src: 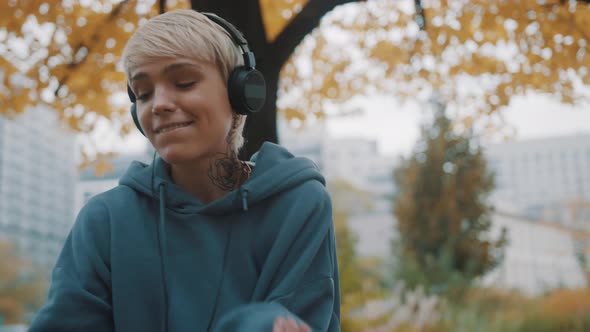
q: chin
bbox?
[156,144,207,165]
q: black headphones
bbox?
[127,12,266,136]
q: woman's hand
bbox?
[272,317,311,332]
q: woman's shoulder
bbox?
[87,183,140,203]
[77,184,145,221]
[273,179,333,216]
[293,179,331,201]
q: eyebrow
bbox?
[131,62,202,82]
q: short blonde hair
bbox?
[122,9,247,156]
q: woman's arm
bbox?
[273,317,311,332]
[213,187,340,332]
[29,198,114,331]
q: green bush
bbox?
[429,287,590,332]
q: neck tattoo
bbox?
[208,153,252,192]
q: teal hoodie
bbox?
[29,142,340,331]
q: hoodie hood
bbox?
[119,142,325,215]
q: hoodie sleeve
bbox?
[29,198,113,331]
[213,186,340,332]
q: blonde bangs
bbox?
[122,9,248,155]
[122,9,243,83]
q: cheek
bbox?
[137,109,153,137]
[214,87,234,132]
[203,115,231,144]
[221,112,235,138]
[205,101,234,136]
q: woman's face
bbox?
[130,57,234,165]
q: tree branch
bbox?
[542,1,590,48]
[567,3,590,42]
[190,0,267,58]
[415,0,426,30]
[54,0,130,96]
[270,0,366,67]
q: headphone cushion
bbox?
[130,103,146,137]
[228,67,266,115]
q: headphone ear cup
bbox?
[227,66,266,115]
[130,103,146,137]
[127,85,136,103]
[128,86,145,136]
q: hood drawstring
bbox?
[240,188,249,211]
[157,183,169,332]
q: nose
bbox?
[151,87,176,114]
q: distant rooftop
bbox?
[489,131,590,147]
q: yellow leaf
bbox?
[260,0,309,42]
[94,159,114,178]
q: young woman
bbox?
[30,9,340,332]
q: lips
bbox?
[154,121,194,134]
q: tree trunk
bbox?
[190,0,363,159]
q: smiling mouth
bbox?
[155,121,194,134]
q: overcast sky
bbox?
[113,91,590,159]
[324,93,590,157]
[90,0,590,158]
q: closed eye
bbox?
[176,82,195,89]
[135,81,195,101]
[137,92,152,101]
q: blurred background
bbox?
[1,0,590,331]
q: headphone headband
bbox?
[126,13,256,104]
[202,12,257,69]
[127,11,266,136]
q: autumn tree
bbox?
[392,97,506,295]
[190,0,365,158]
[0,0,191,164]
[4,1,588,162]
[332,209,366,331]
[327,179,388,331]
[280,0,590,139]
[0,241,47,325]
[0,0,363,162]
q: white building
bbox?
[347,211,398,258]
[75,149,152,215]
[279,119,399,258]
[320,136,399,257]
[323,137,379,186]
[485,133,590,228]
[277,119,326,170]
[0,106,77,268]
[483,212,587,296]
